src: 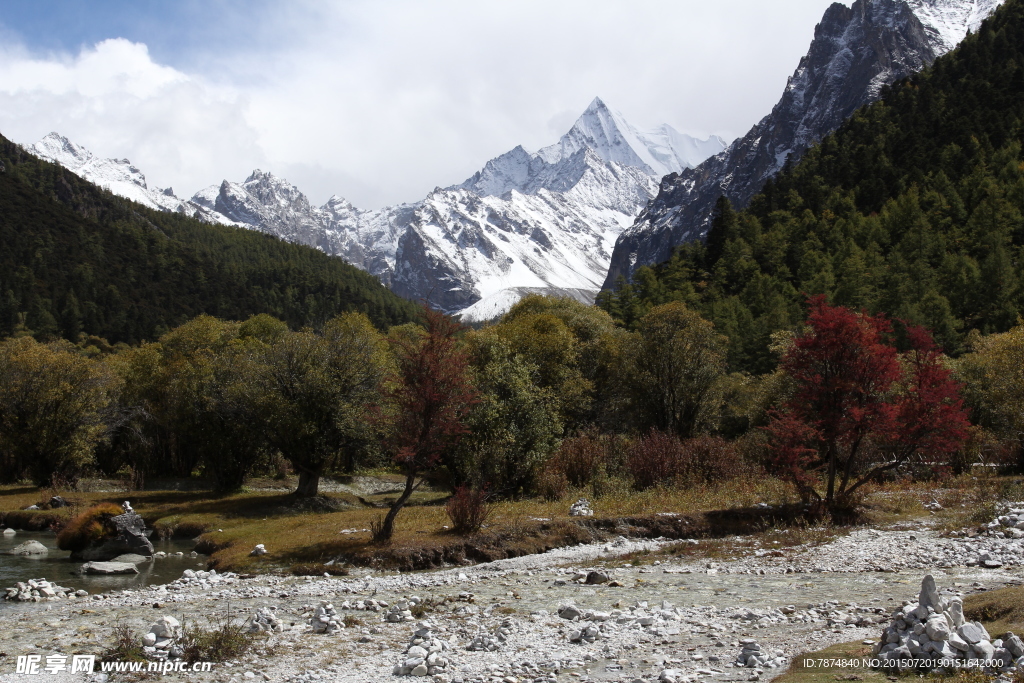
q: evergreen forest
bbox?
[599,0,1024,374]
[0,136,419,345]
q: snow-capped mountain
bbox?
[604,0,1004,289]
[27,133,233,225]
[188,98,723,318]
[460,99,725,199]
[29,98,722,320]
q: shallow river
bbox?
[0,531,201,596]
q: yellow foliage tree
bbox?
[958,323,1024,440]
[0,337,115,485]
[618,302,728,438]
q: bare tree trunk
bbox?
[295,469,321,497]
[825,443,837,507]
[374,472,417,543]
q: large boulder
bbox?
[8,540,48,555]
[73,511,154,561]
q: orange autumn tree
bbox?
[373,308,479,543]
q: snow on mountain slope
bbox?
[387,150,657,314]
[907,0,1003,52]
[27,133,234,225]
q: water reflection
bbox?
[0,531,201,595]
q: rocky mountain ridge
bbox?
[27,133,233,226]
[29,98,724,319]
[603,0,1004,289]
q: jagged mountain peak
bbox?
[461,98,726,200]
[604,0,1003,290]
[538,97,727,179]
[458,145,535,197]
[323,194,356,211]
[538,97,668,176]
[30,132,94,168]
[26,132,239,226]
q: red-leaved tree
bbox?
[373,308,478,542]
[766,296,969,510]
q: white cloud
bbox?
[0,38,266,197]
[0,1,843,208]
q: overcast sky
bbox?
[0,0,846,209]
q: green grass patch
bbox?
[963,584,1024,638]
[775,641,881,683]
[4,474,1021,573]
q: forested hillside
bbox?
[0,135,419,344]
[599,0,1024,373]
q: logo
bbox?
[16,654,95,675]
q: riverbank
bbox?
[1,476,807,573]
[3,503,1024,683]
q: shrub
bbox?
[534,467,568,501]
[627,431,744,490]
[100,623,146,664]
[535,430,627,497]
[627,430,682,490]
[445,486,491,534]
[548,433,605,487]
[56,502,125,552]
[178,619,258,663]
[589,467,632,499]
[676,434,746,485]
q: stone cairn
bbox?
[141,615,182,660]
[4,579,87,602]
[393,621,452,677]
[309,601,344,634]
[338,597,386,613]
[385,598,417,623]
[874,574,1024,670]
[569,498,594,517]
[248,606,285,633]
[467,618,513,652]
[736,639,786,669]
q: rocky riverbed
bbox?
[2,515,1023,683]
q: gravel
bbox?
[2,514,1023,683]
